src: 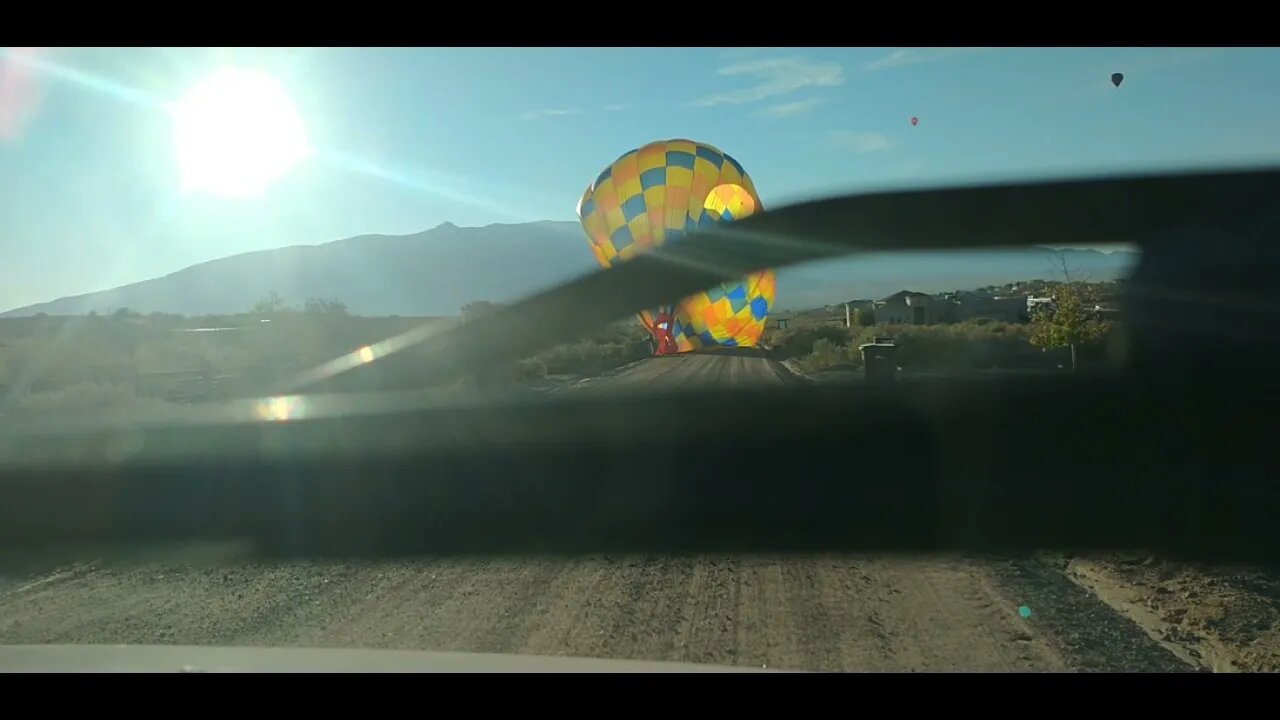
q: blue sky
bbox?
[2,46,1279,311]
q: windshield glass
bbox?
[1,47,1276,673]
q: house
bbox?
[958,295,1028,323]
[778,301,872,328]
[1027,296,1055,315]
[1093,302,1122,320]
[874,290,941,325]
[1025,296,1122,322]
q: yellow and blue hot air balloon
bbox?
[576,139,776,352]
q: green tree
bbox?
[460,301,502,322]
[852,307,875,327]
[253,291,286,315]
[303,298,348,316]
[1029,282,1111,372]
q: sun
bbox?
[169,68,312,198]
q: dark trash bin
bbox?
[859,340,898,383]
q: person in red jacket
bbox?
[652,311,678,356]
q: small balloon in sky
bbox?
[1111,72,1124,88]
[910,116,919,127]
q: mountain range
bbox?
[1,221,1139,317]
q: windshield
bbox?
[1,47,1277,673]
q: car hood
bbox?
[0,644,779,672]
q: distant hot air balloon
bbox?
[1111,72,1124,88]
[910,116,918,127]
[576,139,776,354]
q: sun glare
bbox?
[170,68,311,199]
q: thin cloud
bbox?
[694,56,843,107]
[758,97,825,119]
[830,130,896,154]
[866,47,991,72]
[522,108,579,120]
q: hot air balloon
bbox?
[910,116,919,127]
[1111,72,1124,87]
[576,139,776,355]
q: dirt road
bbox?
[576,351,801,391]
[0,353,1196,671]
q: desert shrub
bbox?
[534,339,649,377]
[786,321,1054,375]
[770,325,852,359]
[793,338,859,373]
[847,322,1038,370]
[514,357,548,381]
[13,380,136,411]
[11,380,180,419]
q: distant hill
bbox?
[2,221,1139,317]
[3,221,598,318]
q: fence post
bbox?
[200,360,212,400]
